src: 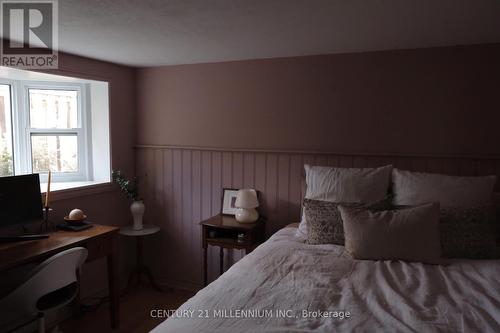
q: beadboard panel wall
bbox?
[135,146,500,289]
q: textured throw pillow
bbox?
[297,164,393,237]
[339,203,442,264]
[304,198,391,245]
[440,205,498,259]
[392,169,496,208]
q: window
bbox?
[0,67,111,190]
[0,80,89,182]
[0,84,14,177]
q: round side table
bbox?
[119,224,162,293]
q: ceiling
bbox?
[10,0,500,67]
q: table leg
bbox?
[123,235,163,292]
[136,237,142,285]
[219,247,224,276]
[203,246,208,286]
[144,265,163,291]
[124,269,136,293]
[107,235,119,329]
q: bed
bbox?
[152,224,500,333]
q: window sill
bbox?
[40,180,116,202]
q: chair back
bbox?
[0,247,88,321]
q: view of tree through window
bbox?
[29,89,79,173]
[31,135,78,173]
[29,89,78,128]
[0,84,13,176]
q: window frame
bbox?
[0,81,15,177]
[0,78,93,183]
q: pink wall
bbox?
[137,43,500,156]
[135,44,500,289]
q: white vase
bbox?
[130,200,145,230]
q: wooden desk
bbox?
[0,224,120,328]
[200,214,265,286]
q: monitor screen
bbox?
[0,174,44,227]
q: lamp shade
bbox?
[235,189,259,209]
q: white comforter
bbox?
[152,227,500,333]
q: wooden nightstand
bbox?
[200,214,265,286]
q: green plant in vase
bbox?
[112,170,144,230]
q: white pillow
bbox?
[392,169,496,208]
[296,164,393,237]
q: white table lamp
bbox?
[235,189,259,223]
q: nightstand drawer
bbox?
[86,235,112,261]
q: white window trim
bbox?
[0,79,93,183]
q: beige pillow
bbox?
[392,169,496,208]
[339,203,442,264]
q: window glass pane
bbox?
[29,89,78,129]
[0,84,13,176]
[31,135,78,173]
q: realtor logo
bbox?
[1,0,58,69]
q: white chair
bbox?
[0,247,88,333]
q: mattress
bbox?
[152,226,500,333]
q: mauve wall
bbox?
[137,43,500,156]
[41,52,136,297]
[135,44,500,289]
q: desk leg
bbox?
[219,247,224,276]
[107,234,119,329]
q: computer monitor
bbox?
[0,174,44,228]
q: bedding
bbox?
[152,226,500,333]
[304,164,392,203]
[391,169,498,259]
[392,169,496,208]
[297,164,392,237]
[440,205,498,259]
[303,197,391,245]
[339,203,441,264]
